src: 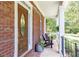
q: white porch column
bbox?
[59,5,65,56]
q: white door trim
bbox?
[14,1,18,57]
[14,1,33,57]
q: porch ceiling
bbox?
[36,1,60,18]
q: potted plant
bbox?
[35,39,45,52]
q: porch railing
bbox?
[65,37,79,57]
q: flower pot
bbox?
[35,44,44,52]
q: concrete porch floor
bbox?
[40,39,60,57]
[25,39,60,57]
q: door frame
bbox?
[14,1,33,57]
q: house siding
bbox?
[0,2,14,57]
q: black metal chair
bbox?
[42,33,53,48]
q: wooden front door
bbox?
[18,4,28,56]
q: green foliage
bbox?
[51,33,56,40]
[46,17,56,33]
[39,39,45,48]
[65,1,79,21]
[56,26,59,32]
[65,1,79,34]
[48,33,56,40]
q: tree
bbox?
[65,1,79,34]
[46,17,56,33]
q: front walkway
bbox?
[40,39,60,57]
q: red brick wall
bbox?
[42,15,44,33]
[0,2,14,57]
[33,8,40,49]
